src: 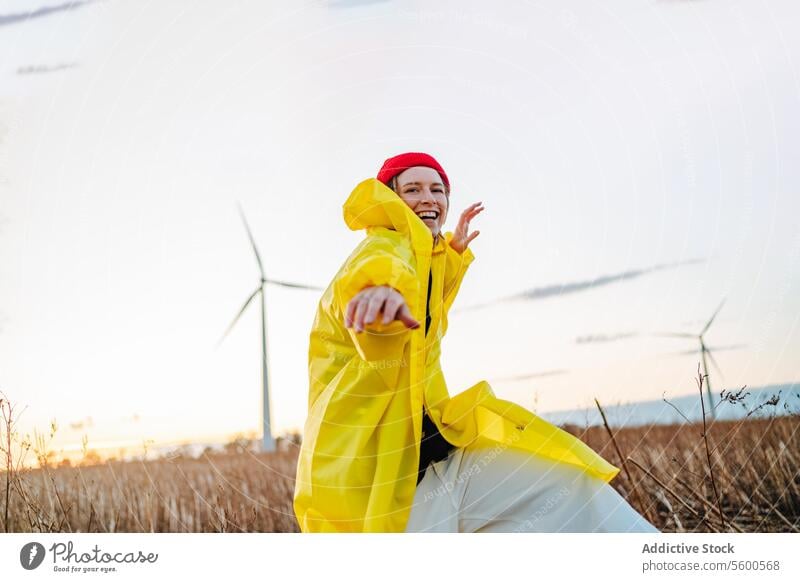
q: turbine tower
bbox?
[655,299,726,418]
[219,205,323,453]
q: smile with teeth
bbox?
[417,210,439,220]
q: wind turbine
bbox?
[654,299,727,418]
[219,205,324,453]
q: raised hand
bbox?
[345,285,420,333]
[449,201,484,254]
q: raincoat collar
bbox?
[343,178,447,257]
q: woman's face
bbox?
[393,166,449,239]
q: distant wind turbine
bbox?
[218,204,324,453]
[653,299,727,419]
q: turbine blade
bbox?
[706,348,724,380]
[651,332,696,339]
[238,203,265,279]
[266,278,325,291]
[666,348,702,357]
[217,286,262,347]
[708,343,747,352]
[701,298,726,335]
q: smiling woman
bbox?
[293,152,658,533]
[389,167,450,241]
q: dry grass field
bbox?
[571,415,800,532]
[2,389,798,533]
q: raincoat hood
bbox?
[293,178,620,533]
[342,177,440,254]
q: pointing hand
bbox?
[345,285,420,333]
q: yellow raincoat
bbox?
[293,177,620,533]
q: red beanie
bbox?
[376,152,450,189]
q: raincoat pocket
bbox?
[345,319,412,364]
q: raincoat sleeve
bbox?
[440,231,475,335]
[332,236,420,362]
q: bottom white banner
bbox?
[2,533,797,581]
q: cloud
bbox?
[576,332,639,344]
[490,369,568,383]
[0,1,94,27]
[17,63,78,75]
[456,257,705,311]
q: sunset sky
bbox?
[1,0,798,458]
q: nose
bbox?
[419,186,437,205]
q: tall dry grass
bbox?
[0,392,300,533]
[573,415,800,532]
[2,376,798,532]
[15,450,300,532]
[575,368,800,532]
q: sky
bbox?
[1,0,799,458]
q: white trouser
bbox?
[405,443,659,533]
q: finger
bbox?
[363,289,387,327]
[456,211,474,228]
[353,294,370,333]
[461,202,483,214]
[381,293,403,325]
[467,230,480,243]
[397,303,420,329]
[460,205,484,223]
[345,295,359,328]
[465,205,485,220]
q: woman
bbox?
[293,152,658,533]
